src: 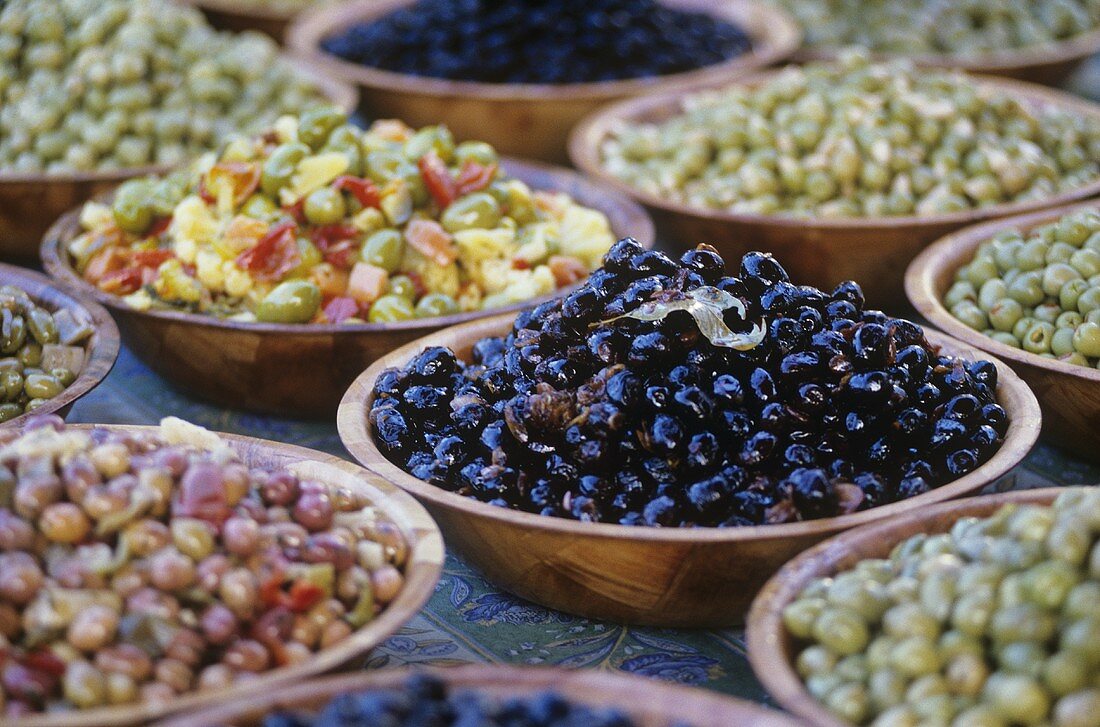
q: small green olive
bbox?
[255,280,321,324]
[440,192,501,233]
[367,294,415,323]
[414,293,459,319]
[261,143,310,198]
[361,229,404,274]
[24,373,63,399]
[297,106,346,150]
[303,186,346,225]
[387,275,417,301]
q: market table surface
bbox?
[62,52,1100,709]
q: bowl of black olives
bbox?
[286,0,801,163]
[339,240,1041,627]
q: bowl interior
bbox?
[907,200,1100,384]
[11,424,443,727]
[159,664,801,727]
[339,311,1041,545]
[287,0,801,101]
[0,263,119,428]
[40,157,654,336]
[746,487,1066,727]
[569,71,1100,232]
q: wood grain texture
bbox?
[336,313,1041,627]
[746,487,1068,727]
[791,25,1100,85]
[13,423,444,727]
[40,158,653,418]
[285,0,801,164]
[906,201,1100,461]
[0,60,356,262]
[568,72,1100,308]
[0,263,119,427]
[157,664,805,727]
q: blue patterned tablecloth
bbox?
[62,54,1100,706]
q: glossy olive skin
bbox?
[255,281,322,323]
[112,179,155,234]
[440,193,501,233]
[261,143,309,198]
[368,294,415,323]
[415,293,459,318]
[361,229,404,273]
[297,107,346,150]
[303,187,347,225]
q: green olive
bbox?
[388,275,417,301]
[24,373,63,399]
[403,125,455,163]
[297,106,346,150]
[323,125,364,177]
[0,370,22,401]
[440,192,501,233]
[25,307,57,345]
[0,403,22,422]
[17,341,40,367]
[260,142,309,198]
[361,229,404,274]
[111,178,155,234]
[414,293,459,319]
[51,368,75,387]
[241,194,278,219]
[365,149,406,184]
[303,187,346,225]
[255,280,321,324]
[367,294,415,323]
[1072,322,1100,358]
[454,140,499,167]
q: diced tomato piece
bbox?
[455,161,497,196]
[83,247,128,284]
[512,258,531,270]
[286,581,325,613]
[346,262,389,305]
[204,161,261,208]
[323,296,360,324]
[310,263,350,298]
[418,152,457,209]
[283,198,307,225]
[132,249,174,269]
[332,176,381,209]
[548,255,588,287]
[235,221,301,282]
[98,267,144,295]
[310,224,360,250]
[404,219,458,267]
[322,239,358,269]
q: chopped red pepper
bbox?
[235,221,301,282]
[286,580,325,612]
[283,198,307,225]
[322,240,358,269]
[418,152,457,209]
[332,175,381,209]
[98,267,144,295]
[132,249,174,269]
[455,161,497,196]
[323,296,360,324]
[204,161,262,208]
[310,224,360,250]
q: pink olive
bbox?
[200,603,238,645]
[292,490,334,532]
[0,509,34,550]
[222,516,260,556]
[259,471,300,507]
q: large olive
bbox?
[361,229,404,273]
[303,187,346,225]
[260,143,309,198]
[255,281,321,324]
[111,178,155,234]
[441,192,501,232]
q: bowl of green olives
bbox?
[0,263,118,427]
[570,59,1100,307]
[747,487,1096,727]
[907,201,1100,461]
[40,159,653,419]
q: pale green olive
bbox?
[255,280,321,323]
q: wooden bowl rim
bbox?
[745,486,1071,727]
[568,69,1100,231]
[13,423,445,727]
[0,57,356,187]
[285,0,802,102]
[906,199,1100,384]
[337,311,1041,544]
[39,156,655,336]
[181,0,301,23]
[0,263,119,429]
[157,663,803,727]
[791,23,1100,75]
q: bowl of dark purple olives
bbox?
[339,239,1041,627]
[286,0,801,163]
[160,665,800,727]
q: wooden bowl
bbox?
[337,314,1041,627]
[791,25,1100,86]
[40,159,654,418]
[746,487,1067,727]
[0,62,356,263]
[13,423,444,727]
[180,0,308,42]
[568,73,1100,308]
[285,0,801,164]
[0,263,118,427]
[157,664,802,727]
[906,201,1100,461]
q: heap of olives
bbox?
[0,0,326,173]
[769,0,1100,57]
[947,208,1100,368]
[599,53,1100,219]
[783,488,1100,726]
